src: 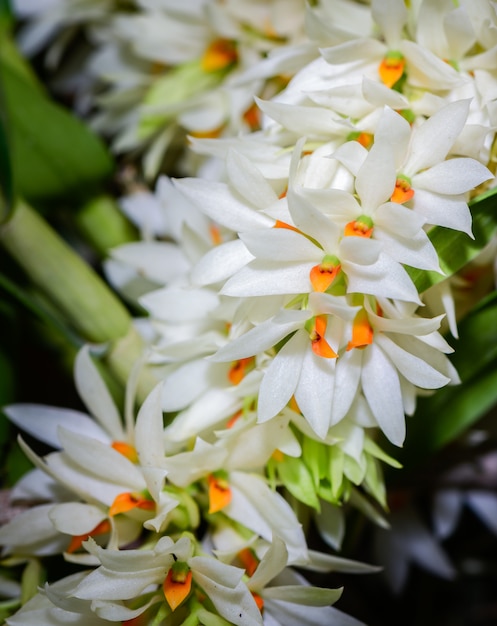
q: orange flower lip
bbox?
[310,255,341,292]
[309,315,338,359]
[344,216,374,239]
[111,441,138,463]
[228,356,255,385]
[66,519,111,554]
[108,492,155,517]
[208,472,232,513]
[379,51,405,88]
[347,309,373,351]
[391,176,414,204]
[201,39,238,72]
[163,565,192,611]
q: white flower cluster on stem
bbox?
[3,1,497,625]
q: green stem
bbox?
[75,194,138,257]
[0,201,130,342]
[0,201,157,401]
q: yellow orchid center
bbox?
[201,39,238,72]
[208,471,232,513]
[391,175,414,204]
[379,51,405,88]
[228,356,255,385]
[163,562,192,611]
[271,448,284,462]
[307,315,338,359]
[310,255,341,292]
[347,309,374,351]
[108,492,155,517]
[111,441,138,463]
[66,519,111,554]
[344,215,374,238]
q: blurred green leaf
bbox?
[409,186,497,293]
[398,290,497,466]
[0,61,114,202]
[276,456,320,510]
[0,0,12,33]
[0,103,13,221]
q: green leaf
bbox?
[0,67,13,221]
[277,456,320,510]
[408,186,497,292]
[397,290,497,466]
[0,0,12,33]
[0,61,114,202]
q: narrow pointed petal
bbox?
[258,331,307,423]
[174,178,272,232]
[413,158,492,195]
[75,346,125,441]
[406,99,470,173]
[226,149,279,208]
[295,348,335,439]
[361,345,405,445]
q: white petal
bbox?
[139,285,219,322]
[411,189,473,234]
[191,558,262,626]
[376,334,450,389]
[134,383,166,471]
[255,97,350,138]
[373,106,411,169]
[191,239,254,286]
[401,39,462,90]
[164,388,240,442]
[330,350,362,425]
[174,178,272,232]
[371,0,407,47]
[48,502,107,536]
[57,428,145,491]
[413,158,492,194]
[240,228,320,262]
[320,38,385,65]
[226,149,278,208]
[294,348,335,439]
[228,472,308,563]
[111,242,189,284]
[248,536,288,592]
[258,331,307,423]
[362,79,409,113]
[361,345,405,445]
[374,202,426,237]
[3,404,109,448]
[161,359,217,412]
[221,261,315,297]
[212,312,307,362]
[343,252,421,304]
[406,99,470,173]
[355,141,397,210]
[75,346,124,441]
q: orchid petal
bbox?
[74,346,124,441]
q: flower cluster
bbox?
[0,347,373,625]
[2,1,497,625]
